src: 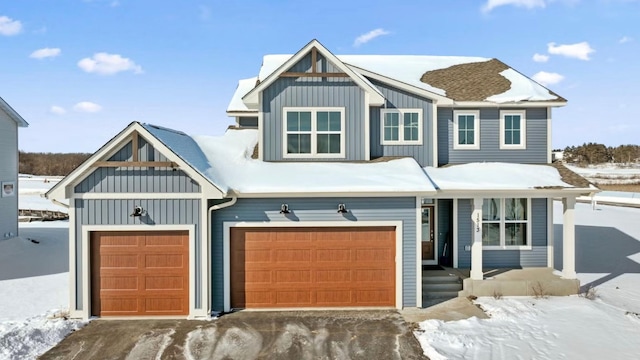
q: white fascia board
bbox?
[235,190,437,198]
[226,111,258,117]
[431,188,596,198]
[345,65,453,105]
[242,39,385,107]
[448,101,567,108]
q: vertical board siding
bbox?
[74,198,201,310]
[210,197,417,311]
[75,138,200,193]
[287,52,344,74]
[262,76,365,161]
[457,198,548,268]
[0,112,19,238]
[369,80,434,167]
[438,108,548,165]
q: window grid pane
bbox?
[403,112,419,141]
[504,115,521,145]
[383,112,400,141]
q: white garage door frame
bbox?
[223,220,404,312]
[78,224,197,320]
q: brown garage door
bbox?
[91,231,189,316]
[230,227,396,308]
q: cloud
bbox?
[73,101,102,113]
[77,52,143,75]
[619,36,633,44]
[29,47,61,59]
[0,16,22,36]
[532,71,564,86]
[50,106,66,115]
[482,0,546,13]
[532,53,549,62]
[547,41,595,60]
[353,28,390,47]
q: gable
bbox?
[0,97,28,127]
[285,50,345,75]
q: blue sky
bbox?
[1,0,638,152]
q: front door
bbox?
[421,206,436,264]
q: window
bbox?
[500,110,526,149]
[453,110,480,150]
[482,198,530,249]
[283,108,345,158]
[381,109,423,145]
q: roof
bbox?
[226,77,258,113]
[0,96,29,127]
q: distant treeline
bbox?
[560,143,640,165]
[19,151,91,176]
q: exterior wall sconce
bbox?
[280,204,290,214]
[337,203,348,214]
[130,205,145,217]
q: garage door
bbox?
[230,227,396,308]
[91,231,189,316]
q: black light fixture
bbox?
[337,203,348,214]
[130,205,145,217]
[279,204,290,214]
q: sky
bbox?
[1,0,639,153]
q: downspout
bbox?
[206,195,237,316]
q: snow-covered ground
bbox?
[566,163,640,185]
[18,175,68,213]
[417,201,640,359]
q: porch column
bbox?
[470,197,484,280]
[562,197,577,279]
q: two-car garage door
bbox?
[230,226,396,309]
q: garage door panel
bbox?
[100,298,140,313]
[101,276,138,290]
[145,297,186,313]
[230,227,395,308]
[100,254,139,268]
[145,276,185,290]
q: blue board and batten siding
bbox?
[210,197,418,311]
[438,108,548,166]
[457,198,548,268]
[370,79,434,167]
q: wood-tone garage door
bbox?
[91,231,189,316]
[230,227,396,308]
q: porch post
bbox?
[470,197,484,280]
[562,197,577,279]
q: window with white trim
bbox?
[381,109,423,145]
[500,110,526,149]
[453,110,480,150]
[283,108,345,158]
[482,198,530,249]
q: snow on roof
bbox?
[227,77,258,113]
[486,69,558,103]
[424,163,574,190]
[190,129,436,194]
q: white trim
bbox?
[499,110,527,150]
[432,103,438,167]
[452,110,480,150]
[430,188,593,198]
[68,201,82,318]
[470,197,483,280]
[71,192,203,200]
[380,108,423,145]
[453,199,458,268]
[258,97,264,161]
[364,93,371,161]
[547,107,552,164]
[200,200,209,318]
[79,224,197,320]
[449,101,567,108]
[226,111,258,117]
[242,40,385,106]
[547,197,554,268]
[222,221,404,312]
[281,107,346,159]
[235,190,436,198]
[415,197,422,308]
[480,197,532,250]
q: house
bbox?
[0,97,28,239]
[46,40,594,320]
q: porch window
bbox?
[482,198,530,249]
[381,109,423,145]
[500,110,526,149]
[453,110,480,149]
[283,107,345,158]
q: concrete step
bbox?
[423,291,461,299]
[422,275,461,284]
[423,283,463,292]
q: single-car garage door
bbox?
[230,226,396,308]
[91,231,189,316]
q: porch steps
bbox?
[422,274,463,300]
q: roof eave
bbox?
[0,97,29,127]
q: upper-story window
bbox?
[500,110,526,149]
[380,108,423,145]
[453,110,480,150]
[482,198,531,250]
[283,107,345,158]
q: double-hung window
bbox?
[283,107,345,158]
[381,109,422,145]
[500,110,526,149]
[453,110,480,149]
[482,198,530,249]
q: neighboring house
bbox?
[0,97,28,239]
[47,40,595,320]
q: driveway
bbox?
[40,310,427,359]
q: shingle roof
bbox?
[551,162,595,188]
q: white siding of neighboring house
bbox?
[0,108,19,239]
